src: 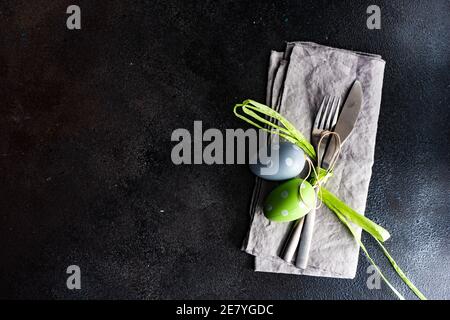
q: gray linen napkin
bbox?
[242,42,385,279]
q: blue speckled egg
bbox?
[249,141,305,181]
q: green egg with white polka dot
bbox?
[264,178,316,222]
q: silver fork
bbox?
[280,95,341,265]
[311,96,342,152]
[294,95,341,269]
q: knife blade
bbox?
[321,80,363,169]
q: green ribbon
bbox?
[234,99,426,300]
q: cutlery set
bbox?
[237,42,426,299]
[281,80,363,268]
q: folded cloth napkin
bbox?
[242,42,386,279]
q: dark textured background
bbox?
[0,0,449,300]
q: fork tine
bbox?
[331,97,341,128]
[319,96,333,129]
[324,96,336,130]
[325,96,340,130]
[313,96,328,130]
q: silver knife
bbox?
[322,80,363,169]
[295,80,363,269]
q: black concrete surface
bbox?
[0,0,449,299]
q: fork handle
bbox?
[280,218,305,263]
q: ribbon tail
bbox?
[319,187,427,300]
[319,187,390,242]
[375,239,428,300]
[332,209,406,300]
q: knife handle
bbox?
[321,135,338,170]
[280,218,305,263]
[295,203,316,269]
